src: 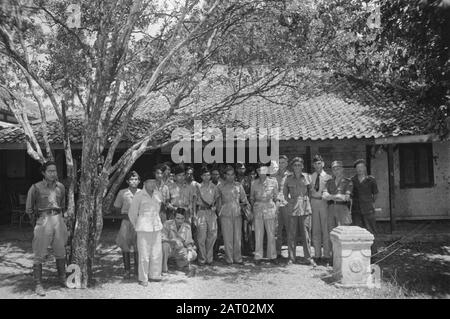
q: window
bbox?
[399,143,434,188]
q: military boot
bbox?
[122,252,131,279]
[56,258,67,288]
[133,251,139,277]
[33,264,46,296]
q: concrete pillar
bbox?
[330,226,374,288]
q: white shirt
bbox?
[310,170,332,198]
[128,189,162,232]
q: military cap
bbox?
[172,164,185,175]
[353,159,366,168]
[331,160,344,168]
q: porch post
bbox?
[387,144,396,233]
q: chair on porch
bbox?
[9,193,33,228]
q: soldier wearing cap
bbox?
[283,157,316,266]
[128,177,163,286]
[195,167,219,265]
[26,161,68,296]
[351,159,379,256]
[273,155,291,259]
[323,160,354,238]
[113,170,141,279]
[310,155,332,264]
[167,164,196,222]
[161,210,197,277]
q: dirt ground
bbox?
[0,224,449,299]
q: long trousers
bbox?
[254,218,276,260]
[220,215,242,263]
[352,212,378,255]
[311,199,331,258]
[136,231,162,282]
[162,242,197,270]
[196,209,218,264]
[287,215,312,261]
[275,206,289,255]
[33,213,68,264]
[328,204,352,256]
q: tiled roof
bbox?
[0,75,436,146]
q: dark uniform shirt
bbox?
[26,180,66,215]
[351,175,378,215]
[324,177,353,206]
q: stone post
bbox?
[330,226,375,288]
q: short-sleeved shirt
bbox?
[324,177,353,197]
[217,182,248,218]
[196,182,218,207]
[114,188,141,214]
[250,177,278,219]
[161,220,194,247]
[283,173,312,216]
[168,182,195,209]
[26,180,66,215]
[310,170,332,199]
[351,175,378,215]
[272,170,291,206]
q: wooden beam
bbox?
[375,134,441,145]
[387,144,396,232]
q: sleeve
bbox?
[371,178,379,195]
[322,180,332,200]
[25,184,37,215]
[113,190,123,209]
[127,193,140,228]
[59,184,66,211]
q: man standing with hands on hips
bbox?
[26,161,68,296]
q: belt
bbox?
[328,201,348,206]
[38,209,62,216]
[198,205,213,210]
[311,196,323,200]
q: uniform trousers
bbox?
[136,231,162,282]
[196,209,218,264]
[33,213,68,264]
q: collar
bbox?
[43,179,57,188]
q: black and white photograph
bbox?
[0,0,449,304]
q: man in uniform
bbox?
[235,162,253,256]
[113,171,141,279]
[167,165,196,221]
[195,167,218,265]
[323,160,353,259]
[351,159,379,256]
[26,161,68,296]
[161,211,197,277]
[283,157,316,266]
[273,155,291,259]
[310,155,332,264]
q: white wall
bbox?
[371,141,450,220]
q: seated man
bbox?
[161,210,197,277]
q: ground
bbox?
[0,221,449,299]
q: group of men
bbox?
[25,154,379,295]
